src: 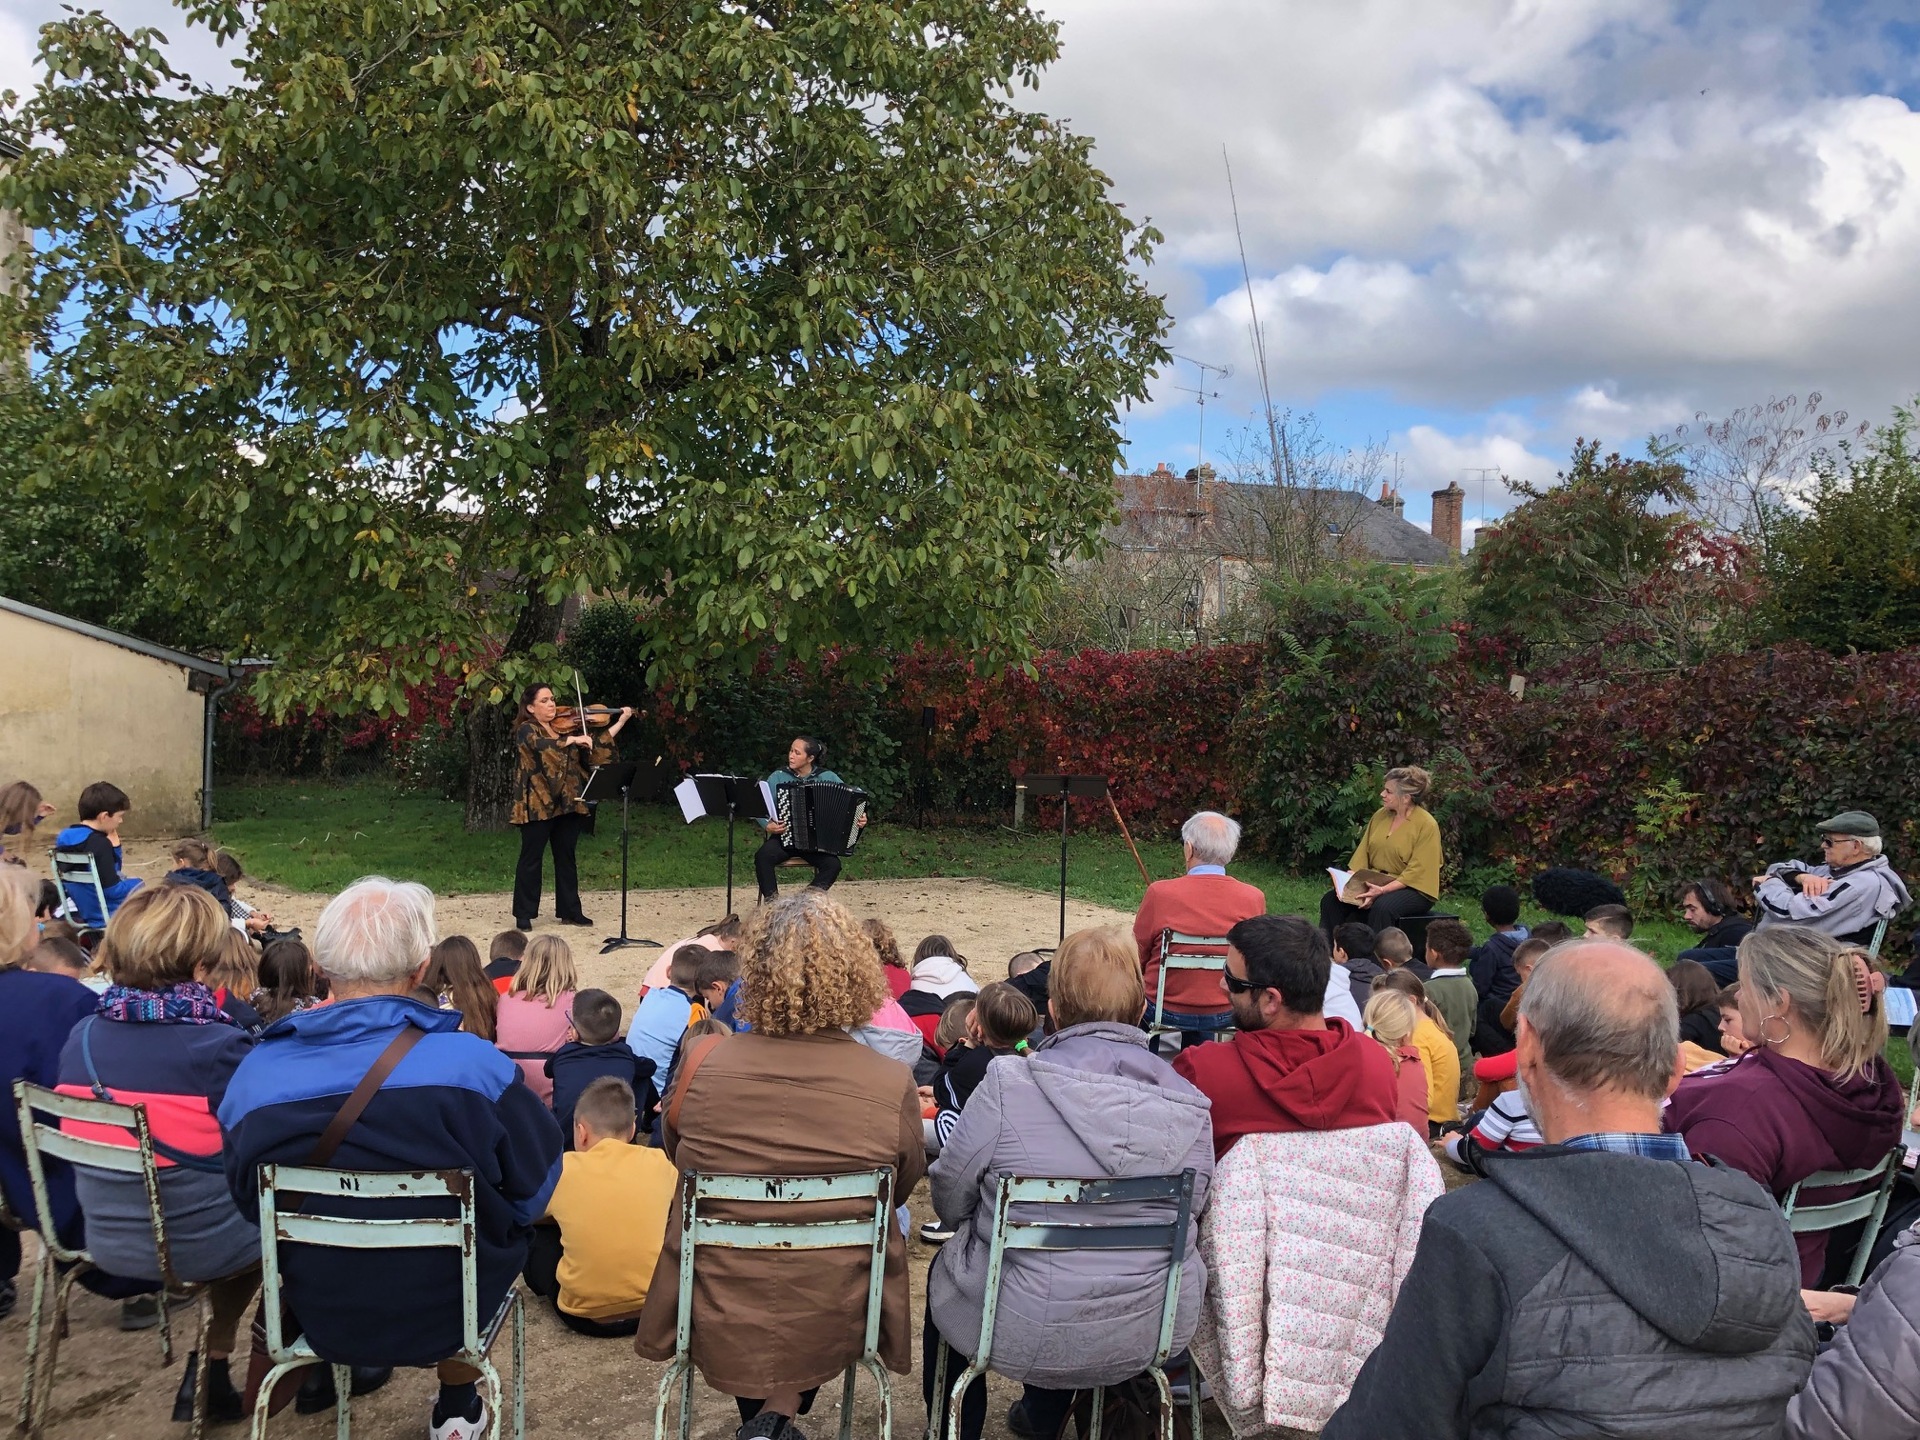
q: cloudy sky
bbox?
[5,0,1918,533]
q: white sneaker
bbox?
[430,1397,490,1440]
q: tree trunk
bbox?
[463,581,567,831]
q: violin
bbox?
[552,703,636,736]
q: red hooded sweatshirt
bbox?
[1173,1018,1401,1160]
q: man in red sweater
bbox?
[1135,811,1268,1049]
[1174,915,1400,1159]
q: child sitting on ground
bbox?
[627,947,705,1079]
[1716,983,1751,1057]
[485,929,527,993]
[916,993,976,1087]
[524,1077,677,1338]
[25,936,97,987]
[162,838,237,914]
[1584,903,1634,940]
[1445,1051,1544,1173]
[1495,934,1558,1043]
[1669,958,1725,1058]
[211,848,276,936]
[1373,969,1460,1136]
[1422,919,1477,1086]
[931,982,1036,1148]
[199,926,263,1029]
[1332,922,1385,1014]
[1374,925,1420,978]
[51,782,140,927]
[548,988,657,1145]
[251,938,325,1027]
[1361,989,1430,1134]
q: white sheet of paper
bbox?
[759,780,778,820]
[1328,867,1354,896]
[673,777,704,824]
[1887,987,1917,1028]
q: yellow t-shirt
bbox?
[1409,1014,1461,1125]
[1349,806,1443,901]
[543,1139,678,1320]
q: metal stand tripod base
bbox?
[599,787,661,953]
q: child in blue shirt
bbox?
[52,782,141,928]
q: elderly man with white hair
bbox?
[1754,809,1910,947]
[220,877,562,1440]
[1133,811,1268,1049]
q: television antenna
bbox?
[1461,466,1502,531]
[1169,353,1231,474]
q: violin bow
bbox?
[1107,792,1152,887]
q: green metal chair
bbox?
[1147,931,1233,1044]
[927,1170,1201,1440]
[1867,915,1890,960]
[47,850,109,934]
[1783,1143,1907,1287]
[251,1164,526,1440]
[654,1168,897,1440]
[13,1079,215,1440]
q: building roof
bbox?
[1113,469,1453,567]
[0,596,236,679]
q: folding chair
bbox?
[1147,931,1233,1044]
[252,1165,526,1440]
[1784,1143,1907,1287]
[1867,916,1890,961]
[928,1170,1201,1440]
[13,1080,215,1440]
[655,1168,897,1440]
[48,850,109,933]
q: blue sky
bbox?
[5,0,1919,539]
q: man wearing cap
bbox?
[1753,811,1911,946]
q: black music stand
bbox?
[583,763,660,954]
[1021,774,1109,942]
[683,774,772,915]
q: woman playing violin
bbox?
[510,684,633,931]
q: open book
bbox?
[1327,867,1398,902]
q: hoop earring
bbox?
[1759,1013,1793,1047]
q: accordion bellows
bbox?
[776,782,869,856]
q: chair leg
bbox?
[333,1364,353,1440]
[864,1358,892,1440]
[837,1365,856,1440]
[249,1358,319,1440]
[926,1338,948,1440]
[511,1290,527,1440]
[475,1358,504,1440]
[190,1293,214,1440]
[1088,1384,1104,1440]
[16,1247,51,1435]
[944,1364,986,1440]
[26,1266,81,1440]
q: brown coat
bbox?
[634,1030,925,1393]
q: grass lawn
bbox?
[212,777,1699,956]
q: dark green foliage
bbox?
[1761,404,1920,652]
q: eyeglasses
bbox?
[1820,837,1851,849]
[1221,970,1263,996]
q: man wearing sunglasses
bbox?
[1754,810,1910,947]
[1173,915,1399,1161]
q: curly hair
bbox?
[861,917,904,972]
[739,890,889,1035]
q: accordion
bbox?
[776,782,869,856]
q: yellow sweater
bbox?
[1349,806,1443,900]
[543,1139,678,1320]
[1409,1014,1461,1125]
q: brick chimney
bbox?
[1431,481,1465,553]
[1375,482,1405,520]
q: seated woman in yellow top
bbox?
[1319,765,1443,939]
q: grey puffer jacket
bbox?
[1322,1146,1815,1439]
[1788,1220,1920,1438]
[1757,855,1911,944]
[926,1021,1214,1389]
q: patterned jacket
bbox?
[510,722,616,825]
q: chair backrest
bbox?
[1868,916,1890,961]
[1150,931,1231,1029]
[13,1080,170,1272]
[257,1165,483,1359]
[675,1168,895,1362]
[1782,1144,1907,1286]
[976,1171,1196,1372]
[49,850,108,929]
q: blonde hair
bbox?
[1738,927,1888,1083]
[1050,927,1145,1028]
[1384,766,1432,804]
[201,925,259,995]
[737,889,889,1035]
[0,783,45,863]
[0,867,38,969]
[99,884,228,990]
[1364,989,1418,1050]
[935,995,975,1051]
[511,934,577,1007]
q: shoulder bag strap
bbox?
[307,1023,426,1168]
[664,1033,727,1141]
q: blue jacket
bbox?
[52,825,139,927]
[0,969,99,1242]
[544,1041,656,1146]
[219,996,563,1367]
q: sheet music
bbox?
[759,779,777,819]
[673,777,704,824]
[1887,986,1917,1028]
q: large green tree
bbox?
[1760,402,1920,652]
[0,0,1166,825]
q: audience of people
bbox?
[1133,810,1267,1045]
[1324,940,1816,1439]
[926,925,1214,1440]
[1755,810,1911,945]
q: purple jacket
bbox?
[926,1022,1214,1387]
[1666,1046,1905,1284]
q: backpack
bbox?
[1057,1376,1193,1440]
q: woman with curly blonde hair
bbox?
[636,890,923,1440]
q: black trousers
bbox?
[753,834,841,900]
[514,813,589,924]
[1319,885,1436,941]
[922,1309,1073,1440]
[521,1224,639,1339]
